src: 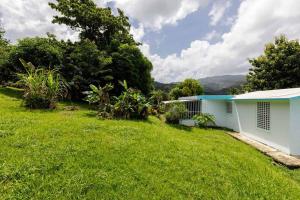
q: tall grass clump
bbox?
[17,59,67,109]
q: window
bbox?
[226,102,232,113]
[257,102,270,131]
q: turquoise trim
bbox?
[196,95,234,100]
[290,96,300,100]
[233,98,290,101]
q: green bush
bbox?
[83,80,150,120]
[149,90,166,116]
[193,113,216,127]
[113,81,150,120]
[83,83,114,119]
[165,103,187,124]
[17,59,67,109]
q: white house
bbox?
[168,88,300,156]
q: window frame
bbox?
[256,102,271,132]
[226,101,233,114]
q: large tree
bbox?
[246,35,300,91]
[49,0,153,95]
[61,39,112,98]
[49,0,136,51]
[8,35,64,72]
[169,79,204,100]
[0,28,12,83]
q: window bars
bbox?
[257,102,270,131]
[181,100,202,119]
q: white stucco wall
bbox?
[235,100,290,154]
[201,100,237,129]
[289,99,300,155]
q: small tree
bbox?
[246,35,300,91]
[149,90,166,114]
[169,79,204,100]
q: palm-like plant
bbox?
[113,80,150,119]
[83,83,114,118]
[17,59,67,109]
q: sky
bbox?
[1,0,300,83]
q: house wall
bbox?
[289,99,300,155]
[201,100,238,130]
[235,100,290,154]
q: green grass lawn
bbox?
[1,87,300,199]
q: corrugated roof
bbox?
[234,88,300,100]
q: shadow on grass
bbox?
[83,111,155,124]
[167,123,193,132]
[0,87,23,99]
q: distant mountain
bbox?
[154,75,246,95]
[199,75,246,94]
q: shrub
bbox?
[193,113,216,127]
[113,81,150,120]
[165,103,187,124]
[149,90,166,115]
[17,59,67,109]
[83,83,114,119]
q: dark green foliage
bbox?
[83,81,150,120]
[193,113,216,127]
[165,103,187,124]
[113,81,150,120]
[169,79,204,100]
[49,0,136,50]
[1,1,153,98]
[61,39,113,99]
[17,59,67,109]
[246,35,300,91]
[9,35,63,76]
[0,28,12,84]
[110,44,153,95]
[83,83,114,119]
[149,90,167,115]
[49,0,153,95]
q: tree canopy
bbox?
[169,79,204,100]
[0,28,12,83]
[49,0,136,50]
[49,0,153,96]
[246,35,300,91]
[0,1,153,98]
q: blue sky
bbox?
[1,0,300,83]
[141,0,239,57]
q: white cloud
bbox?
[0,0,78,42]
[208,0,231,26]
[130,24,145,42]
[143,0,300,83]
[111,0,209,30]
[203,30,221,40]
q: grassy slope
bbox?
[1,87,300,199]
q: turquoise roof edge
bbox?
[196,95,234,100]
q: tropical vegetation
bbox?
[193,113,216,128]
[0,0,153,99]
[1,87,300,199]
[243,35,300,92]
[169,79,203,100]
[165,103,187,124]
[17,59,67,109]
